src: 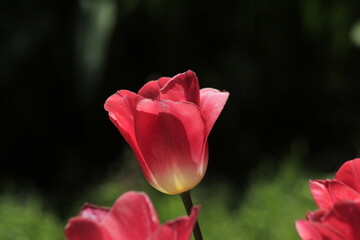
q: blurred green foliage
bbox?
[0,155,319,239]
[0,195,63,240]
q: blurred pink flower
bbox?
[104,70,229,194]
[65,191,199,240]
[309,158,360,210]
[296,200,360,240]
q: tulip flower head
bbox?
[296,200,360,240]
[296,158,360,240]
[65,191,200,240]
[104,70,229,194]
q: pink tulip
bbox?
[65,191,200,240]
[309,158,360,210]
[104,70,229,194]
[296,200,360,240]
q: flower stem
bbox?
[180,191,203,240]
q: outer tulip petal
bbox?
[149,206,200,240]
[138,77,171,99]
[296,220,322,240]
[159,70,200,106]
[102,191,160,240]
[335,158,360,193]
[310,180,360,210]
[134,99,206,194]
[296,220,343,240]
[104,90,140,148]
[104,91,156,183]
[310,180,334,210]
[65,218,111,240]
[309,180,342,210]
[199,88,229,139]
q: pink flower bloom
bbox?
[104,70,229,194]
[65,191,200,240]
[309,158,360,210]
[296,200,360,240]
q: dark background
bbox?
[1,0,360,218]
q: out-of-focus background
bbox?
[1,0,360,239]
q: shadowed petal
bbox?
[134,99,206,194]
[199,88,229,139]
[336,158,360,193]
[306,209,326,222]
[323,200,360,239]
[138,77,171,99]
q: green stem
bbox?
[180,191,203,240]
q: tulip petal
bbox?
[159,70,200,106]
[79,204,109,222]
[310,180,360,210]
[306,209,326,222]
[104,91,156,183]
[296,220,343,240]
[65,218,111,240]
[199,88,229,139]
[298,202,360,240]
[102,191,160,240]
[323,201,360,239]
[335,158,360,193]
[134,99,206,194]
[149,206,200,240]
[310,180,334,210]
[104,90,140,148]
[138,77,171,98]
[66,192,202,240]
[327,181,360,202]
